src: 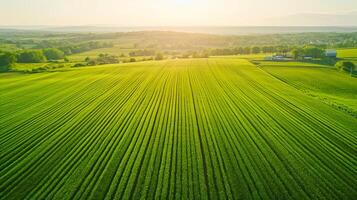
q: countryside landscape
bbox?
[1,0,357,200]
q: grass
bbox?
[255,61,331,68]
[0,58,356,199]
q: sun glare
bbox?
[174,0,192,6]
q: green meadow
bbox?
[0,58,356,199]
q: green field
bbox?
[337,48,357,59]
[0,58,356,199]
[259,62,357,117]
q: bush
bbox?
[31,64,65,73]
[96,54,119,65]
[17,50,46,63]
[87,59,97,66]
[335,61,355,73]
[73,63,87,68]
[130,58,136,62]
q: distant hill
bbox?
[1,26,357,35]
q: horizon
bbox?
[2,25,357,36]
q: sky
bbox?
[0,0,357,26]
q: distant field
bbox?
[0,58,356,199]
[68,46,134,62]
[337,48,357,59]
[221,53,270,60]
[259,62,357,117]
[256,61,331,68]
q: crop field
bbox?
[0,58,356,200]
[337,48,357,59]
[259,62,357,117]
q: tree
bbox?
[43,48,64,60]
[155,53,164,60]
[0,52,16,71]
[243,47,251,54]
[291,48,303,60]
[192,52,199,58]
[130,58,136,62]
[335,61,355,75]
[17,50,46,63]
[252,46,261,54]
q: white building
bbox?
[325,49,337,58]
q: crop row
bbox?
[0,59,356,199]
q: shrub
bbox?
[73,63,87,68]
[335,61,355,73]
[96,54,119,65]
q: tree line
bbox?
[0,48,66,71]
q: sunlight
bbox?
[173,0,193,6]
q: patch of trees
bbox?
[291,46,325,59]
[191,50,210,58]
[17,50,47,63]
[83,53,119,66]
[3,31,357,54]
[129,49,156,57]
[154,53,164,60]
[207,46,290,56]
[59,41,113,55]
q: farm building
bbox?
[265,55,293,61]
[325,49,337,58]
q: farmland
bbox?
[337,48,357,59]
[259,61,357,117]
[0,58,356,199]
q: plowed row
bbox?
[0,59,356,200]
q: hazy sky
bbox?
[1,0,357,26]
